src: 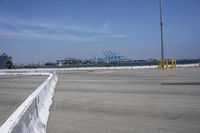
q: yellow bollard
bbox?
[171,60,176,69]
[158,60,162,69]
[174,60,176,69]
[158,60,176,70]
[160,60,164,69]
[168,60,171,69]
[171,60,174,69]
[171,60,173,69]
[165,60,168,69]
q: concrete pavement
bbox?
[47,68,200,133]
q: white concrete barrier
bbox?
[0,71,58,133]
[0,63,198,73]
[176,63,199,68]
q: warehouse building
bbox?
[0,53,12,69]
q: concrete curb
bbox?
[0,72,58,133]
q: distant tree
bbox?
[6,60,13,69]
[45,62,54,66]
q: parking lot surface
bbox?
[46,68,200,133]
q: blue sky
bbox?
[0,0,200,63]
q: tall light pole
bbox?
[159,0,164,68]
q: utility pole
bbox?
[159,0,164,69]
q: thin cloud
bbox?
[0,16,125,42]
[0,16,110,34]
[103,19,111,33]
[0,30,98,42]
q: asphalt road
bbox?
[47,67,200,133]
[0,75,47,126]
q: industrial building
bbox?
[0,53,12,69]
